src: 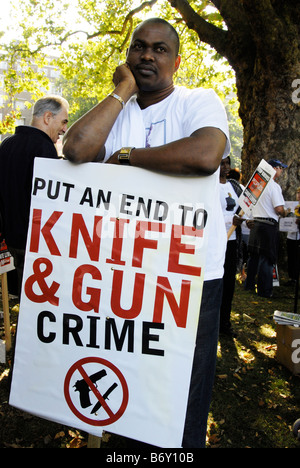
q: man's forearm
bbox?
[107,127,227,176]
[63,80,137,163]
[275,205,290,217]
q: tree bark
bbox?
[170,0,300,197]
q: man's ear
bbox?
[174,55,181,72]
[43,111,53,125]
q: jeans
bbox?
[220,240,237,330]
[182,278,222,448]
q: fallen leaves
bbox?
[0,369,9,382]
[43,429,88,448]
[64,430,87,448]
[233,372,243,381]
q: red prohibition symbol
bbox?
[64,357,129,426]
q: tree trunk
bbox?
[236,59,300,195]
[233,1,300,196]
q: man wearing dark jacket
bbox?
[0,95,69,298]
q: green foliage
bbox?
[0,110,21,135]
[189,0,224,29]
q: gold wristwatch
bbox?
[118,147,135,165]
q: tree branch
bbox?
[214,0,250,35]
[9,0,160,56]
[169,0,228,56]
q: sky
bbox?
[0,1,14,43]
[1,1,11,22]
[0,0,88,46]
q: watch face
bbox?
[118,147,134,164]
[118,151,130,164]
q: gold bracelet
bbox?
[109,92,125,109]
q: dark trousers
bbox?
[245,220,278,297]
[182,278,222,448]
[245,253,273,297]
[287,238,299,281]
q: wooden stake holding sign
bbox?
[226,209,245,240]
[227,159,276,239]
[1,272,11,353]
[87,434,101,448]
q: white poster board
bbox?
[279,202,299,232]
[238,159,276,215]
[0,241,14,274]
[9,158,216,448]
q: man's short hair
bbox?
[134,18,180,56]
[33,95,69,118]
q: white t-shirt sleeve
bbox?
[180,88,231,157]
[271,182,285,208]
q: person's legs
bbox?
[219,240,237,332]
[244,253,258,291]
[287,238,297,282]
[182,278,222,448]
[257,255,273,297]
[6,247,25,388]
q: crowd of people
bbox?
[219,157,299,337]
[0,17,298,448]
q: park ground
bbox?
[0,268,299,449]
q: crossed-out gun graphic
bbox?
[73,369,118,414]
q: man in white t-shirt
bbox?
[219,156,244,336]
[63,18,230,448]
[245,158,289,297]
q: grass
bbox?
[208,276,300,448]
[0,269,299,449]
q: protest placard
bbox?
[238,159,276,215]
[9,158,216,447]
[227,159,276,239]
[279,202,299,232]
[0,240,14,354]
[0,240,14,275]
